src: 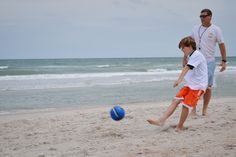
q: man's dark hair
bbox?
[201,8,212,16]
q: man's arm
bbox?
[219,43,227,72]
[173,65,190,88]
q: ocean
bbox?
[0,57,235,111]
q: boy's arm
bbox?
[182,55,188,67]
[173,65,190,88]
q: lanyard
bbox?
[198,25,209,50]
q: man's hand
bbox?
[219,61,226,72]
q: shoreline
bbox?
[0,97,236,157]
[0,96,234,116]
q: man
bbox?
[183,9,227,116]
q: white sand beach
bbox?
[0,97,236,157]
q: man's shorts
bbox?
[174,86,204,109]
[207,60,216,87]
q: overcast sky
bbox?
[0,0,235,59]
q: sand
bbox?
[0,97,236,157]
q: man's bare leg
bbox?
[147,99,181,126]
[202,87,212,116]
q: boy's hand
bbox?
[173,80,180,88]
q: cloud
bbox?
[0,0,235,58]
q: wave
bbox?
[0,70,180,91]
[226,66,236,71]
[0,76,178,91]
[38,65,73,68]
[147,68,168,72]
[1,64,235,81]
[96,65,110,68]
[0,70,181,81]
[1,65,235,91]
[0,66,8,69]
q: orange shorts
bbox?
[175,86,204,108]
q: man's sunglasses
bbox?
[200,15,209,18]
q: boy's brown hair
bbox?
[178,36,196,51]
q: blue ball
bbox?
[110,105,125,121]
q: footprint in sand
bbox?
[160,125,188,132]
[223,144,235,150]
[188,128,197,132]
[125,115,134,119]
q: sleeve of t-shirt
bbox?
[187,53,201,69]
[190,25,200,39]
[215,26,224,44]
[187,64,194,69]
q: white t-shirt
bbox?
[191,24,224,62]
[184,50,208,90]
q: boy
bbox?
[147,36,208,131]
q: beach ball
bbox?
[110,105,125,121]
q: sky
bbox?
[0,0,235,59]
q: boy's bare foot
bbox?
[147,119,164,126]
[189,111,198,117]
[175,127,183,132]
[175,126,187,132]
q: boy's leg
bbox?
[190,106,197,116]
[176,105,189,131]
[147,99,181,126]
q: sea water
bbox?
[0,57,235,111]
